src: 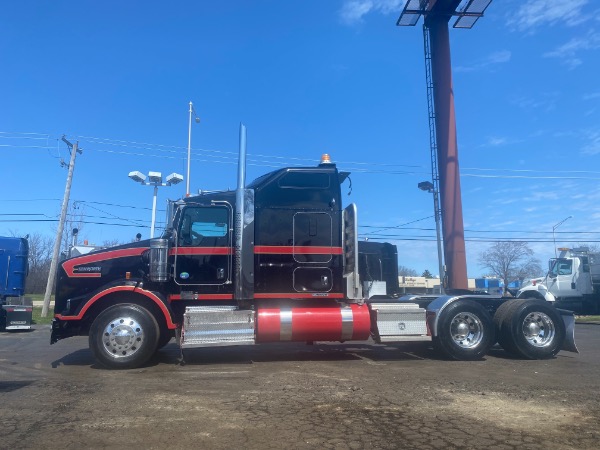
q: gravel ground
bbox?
[1,324,599,449]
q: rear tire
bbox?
[493,300,520,352]
[433,300,495,360]
[497,299,565,359]
[89,304,160,369]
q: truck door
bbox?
[292,211,333,293]
[548,258,575,298]
[574,256,593,295]
[174,204,232,286]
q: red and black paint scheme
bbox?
[51,160,364,344]
[51,150,576,369]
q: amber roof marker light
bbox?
[320,154,332,164]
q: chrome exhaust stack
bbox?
[234,124,254,302]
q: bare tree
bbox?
[18,232,53,294]
[478,241,542,290]
[102,239,123,248]
[576,243,600,253]
[398,265,418,277]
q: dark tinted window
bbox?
[279,172,329,189]
[179,207,229,246]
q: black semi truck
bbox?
[50,126,577,369]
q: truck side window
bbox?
[178,207,228,247]
[581,257,590,273]
[557,261,572,276]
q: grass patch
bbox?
[575,315,600,323]
[32,306,54,325]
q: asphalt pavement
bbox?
[1,324,599,449]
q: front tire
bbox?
[89,304,160,369]
[433,300,495,360]
[496,299,565,359]
[156,329,174,350]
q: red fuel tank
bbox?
[256,303,371,343]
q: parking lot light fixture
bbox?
[553,215,573,258]
[128,170,184,238]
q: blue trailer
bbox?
[474,277,504,295]
[0,236,32,330]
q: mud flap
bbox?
[557,309,578,353]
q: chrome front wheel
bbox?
[100,316,146,359]
[90,303,159,369]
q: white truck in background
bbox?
[518,247,600,314]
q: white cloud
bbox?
[487,136,508,146]
[524,190,560,201]
[480,135,524,148]
[511,93,558,112]
[455,50,511,73]
[339,0,403,25]
[543,31,600,69]
[583,92,600,100]
[581,130,600,155]
[508,0,589,31]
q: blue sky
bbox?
[1,0,599,277]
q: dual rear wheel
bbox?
[434,299,565,360]
[433,300,494,360]
[494,299,565,359]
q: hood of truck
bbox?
[54,240,152,314]
[520,276,546,289]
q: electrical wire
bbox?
[3,131,600,180]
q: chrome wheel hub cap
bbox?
[522,312,555,347]
[102,316,144,359]
[450,313,484,348]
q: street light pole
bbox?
[418,181,445,294]
[432,188,445,294]
[151,185,159,238]
[129,171,184,239]
[553,215,573,258]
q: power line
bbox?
[76,134,425,169]
[0,214,600,243]
[361,235,600,243]
[0,198,61,202]
[73,200,156,211]
[360,224,600,235]
[4,131,600,180]
[0,213,48,216]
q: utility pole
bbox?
[42,137,82,317]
